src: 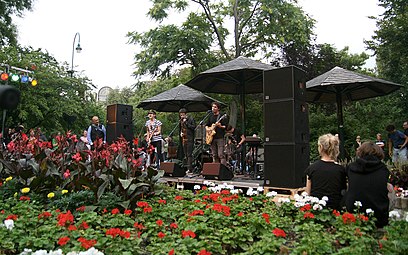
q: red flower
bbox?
[19,196,30,201]
[175,195,183,200]
[133,137,139,146]
[58,236,70,246]
[300,204,311,211]
[156,219,163,226]
[237,212,244,217]
[76,206,86,212]
[124,209,132,215]
[72,152,82,162]
[272,228,287,238]
[332,210,340,217]
[197,249,211,255]
[189,210,204,216]
[303,212,315,219]
[68,225,77,231]
[6,214,18,221]
[262,213,270,224]
[38,211,52,220]
[134,222,145,230]
[170,222,178,229]
[63,170,70,179]
[106,228,130,239]
[158,231,166,238]
[144,206,153,213]
[221,189,230,195]
[342,212,356,224]
[169,249,175,255]
[57,211,74,227]
[359,214,369,222]
[158,199,167,204]
[137,201,149,208]
[80,221,89,230]
[182,230,196,238]
[77,237,97,249]
[111,208,120,214]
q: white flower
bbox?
[318,200,327,207]
[278,197,291,203]
[176,183,184,190]
[246,188,257,196]
[313,204,323,211]
[31,250,48,255]
[310,197,319,204]
[79,248,105,255]
[321,196,329,201]
[257,186,264,192]
[19,248,33,255]
[294,202,305,208]
[366,208,374,215]
[193,185,201,190]
[301,191,309,196]
[354,201,362,207]
[47,250,63,255]
[230,189,241,194]
[389,210,400,219]
[4,219,14,230]
[266,191,278,197]
[226,184,235,190]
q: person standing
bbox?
[145,110,163,168]
[375,133,386,151]
[305,133,347,210]
[206,102,228,166]
[179,108,196,173]
[87,116,107,149]
[345,142,390,228]
[225,125,246,173]
[386,124,408,163]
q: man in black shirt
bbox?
[206,102,228,166]
[179,108,196,173]
[87,116,106,149]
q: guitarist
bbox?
[206,102,228,166]
[145,110,163,168]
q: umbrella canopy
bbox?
[306,66,402,103]
[306,66,402,157]
[186,56,274,94]
[137,84,224,112]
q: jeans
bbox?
[392,147,407,163]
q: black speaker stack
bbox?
[106,104,134,143]
[263,66,310,188]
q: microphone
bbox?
[145,116,149,118]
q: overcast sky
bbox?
[14,0,383,92]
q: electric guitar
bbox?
[205,114,227,145]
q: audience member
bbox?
[305,133,347,210]
[386,124,408,163]
[375,133,386,151]
[87,116,107,149]
[345,142,390,228]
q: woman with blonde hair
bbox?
[305,134,347,210]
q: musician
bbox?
[145,110,163,168]
[206,102,228,166]
[179,108,196,173]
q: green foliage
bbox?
[0,0,34,46]
[0,45,104,135]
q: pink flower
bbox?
[63,170,70,179]
[72,152,82,162]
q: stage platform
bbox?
[159,173,264,190]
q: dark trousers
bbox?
[183,140,194,171]
[150,140,163,167]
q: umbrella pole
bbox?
[336,92,345,160]
[240,93,246,174]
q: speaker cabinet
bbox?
[106,122,133,143]
[263,100,309,143]
[202,163,233,180]
[263,65,306,101]
[263,143,309,188]
[161,162,186,177]
[107,104,133,124]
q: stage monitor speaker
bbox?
[161,161,186,177]
[0,85,20,110]
[106,122,133,143]
[107,104,133,124]
[202,163,233,180]
[263,143,309,188]
[264,100,309,143]
[263,65,307,101]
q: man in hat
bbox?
[179,108,196,173]
[145,109,163,168]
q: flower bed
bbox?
[1,182,407,255]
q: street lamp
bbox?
[69,32,82,77]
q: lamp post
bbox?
[69,32,82,77]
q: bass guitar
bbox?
[205,114,227,145]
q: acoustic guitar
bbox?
[205,114,227,145]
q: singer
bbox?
[145,110,163,168]
[179,108,196,174]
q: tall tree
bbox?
[0,0,34,46]
[128,0,315,79]
[0,46,103,135]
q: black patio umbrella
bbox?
[306,66,402,157]
[137,84,224,112]
[185,56,274,135]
